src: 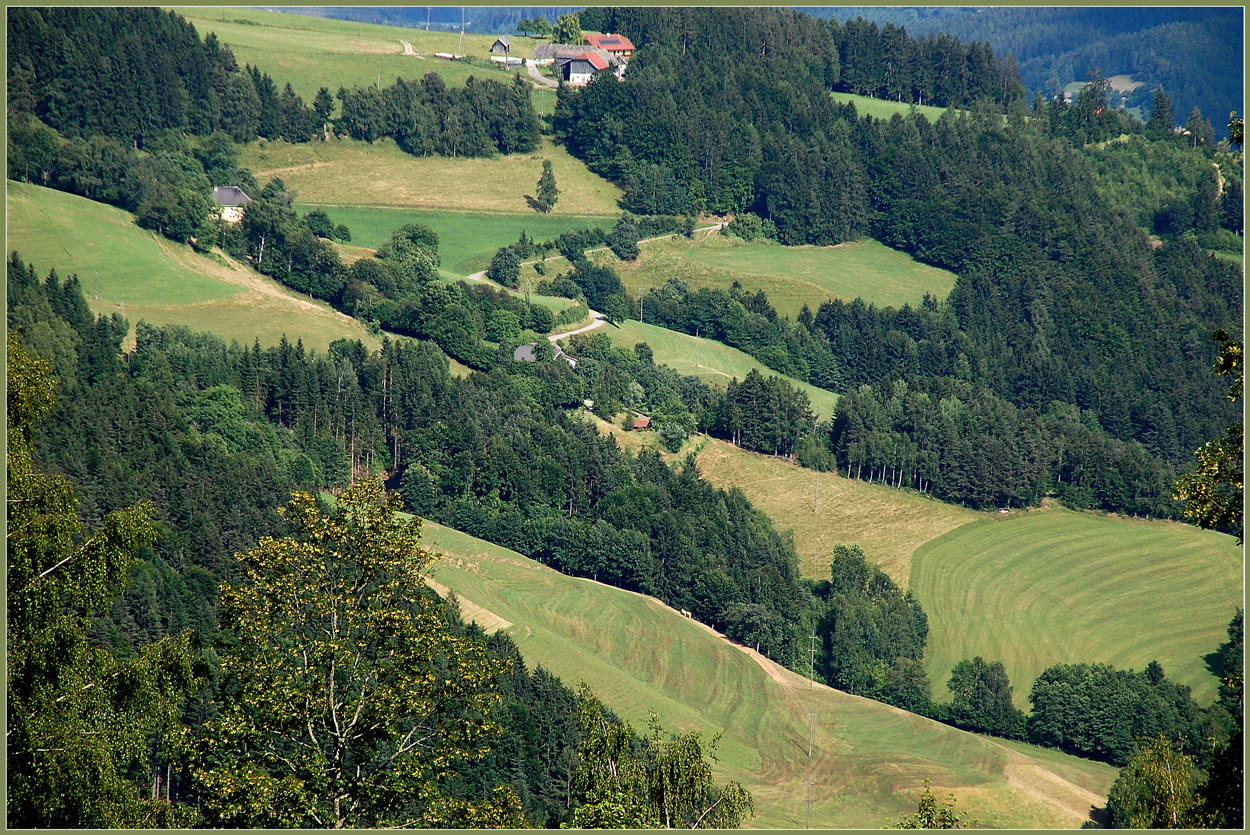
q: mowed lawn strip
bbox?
[595,319,839,420]
[239,136,623,218]
[417,518,1116,829]
[7,180,381,353]
[305,203,615,275]
[175,6,551,101]
[694,436,983,584]
[611,235,958,317]
[910,508,1244,708]
[830,90,950,122]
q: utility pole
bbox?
[809,635,817,687]
[640,288,644,323]
[459,7,465,56]
[806,778,815,829]
[808,710,816,757]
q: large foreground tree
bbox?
[187,479,525,827]
[6,334,196,827]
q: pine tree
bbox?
[536,159,559,212]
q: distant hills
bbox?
[810,6,1244,136]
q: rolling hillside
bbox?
[607,234,959,318]
[6,181,380,353]
[911,508,1244,707]
[594,319,840,420]
[418,519,1118,829]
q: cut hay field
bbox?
[593,320,839,420]
[6,181,380,353]
[608,235,958,318]
[310,203,614,276]
[239,136,623,218]
[694,437,983,584]
[418,518,1117,829]
[911,508,1244,708]
[174,6,547,102]
[830,90,950,123]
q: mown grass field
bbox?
[6,181,380,353]
[830,90,950,123]
[311,203,615,276]
[911,507,1244,708]
[594,319,840,420]
[694,437,983,584]
[175,6,548,102]
[418,519,1116,829]
[608,234,959,318]
[239,136,623,218]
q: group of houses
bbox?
[491,31,635,85]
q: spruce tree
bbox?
[536,159,559,212]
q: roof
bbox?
[632,417,651,429]
[559,50,610,72]
[513,344,537,363]
[585,33,635,52]
[493,35,510,47]
[534,42,582,60]
[212,186,252,207]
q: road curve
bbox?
[549,308,606,343]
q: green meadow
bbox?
[418,518,1116,829]
[911,508,1244,708]
[830,90,950,123]
[6,181,380,353]
[174,6,547,102]
[610,234,959,318]
[594,319,840,420]
[239,135,623,218]
[309,203,615,276]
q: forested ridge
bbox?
[5,4,1244,827]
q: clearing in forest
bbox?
[6,180,380,352]
[419,518,1117,829]
[596,319,840,420]
[609,234,958,318]
[911,508,1244,708]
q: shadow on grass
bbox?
[524,194,549,213]
[1204,648,1226,678]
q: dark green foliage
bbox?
[337,72,539,158]
[487,246,521,287]
[536,159,559,212]
[944,657,1027,739]
[707,370,814,457]
[1188,727,1243,829]
[1027,662,1207,766]
[1105,735,1199,828]
[609,215,641,261]
[810,545,931,710]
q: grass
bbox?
[239,135,623,218]
[594,319,840,420]
[308,203,615,276]
[418,518,1117,829]
[1211,249,1244,269]
[910,507,1244,707]
[174,6,552,102]
[6,181,380,353]
[830,91,950,123]
[608,234,958,318]
[693,437,983,584]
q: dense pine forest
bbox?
[6,4,1244,829]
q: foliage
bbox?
[1188,728,1244,829]
[569,685,753,829]
[537,158,560,212]
[1174,331,1244,543]
[1105,735,1197,828]
[890,780,973,829]
[6,333,198,828]
[944,657,1027,739]
[187,479,526,828]
[486,246,521,287]
[552,13,581,46]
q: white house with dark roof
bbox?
[211,186,252,223]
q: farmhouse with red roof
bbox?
[584,32,635,58]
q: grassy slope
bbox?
[594,319,839,421]
[418,519,1115,829]
[694,436,982,584]
[175,6,552,102]
[910,507,1244,707]
[6,181,380,353]
[610,234,959,318]
[830,90,950,123]
[239,136,622,218]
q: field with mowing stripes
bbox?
[911,508,1243,707]
[594,320,840,420]
[7,181,380,353]
[609,234,959,317]
[693,437,982,584]
[240,136,623,218]
[418,519,1116,829]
